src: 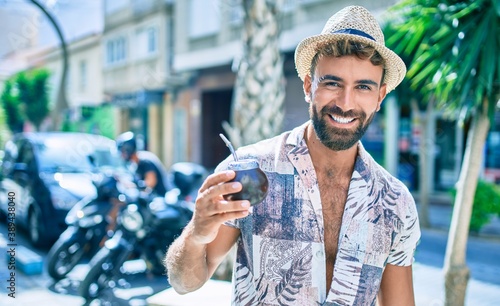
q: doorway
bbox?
[201,89,233,170]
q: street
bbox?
[1,211,500,306]
[416,228,500,286]
[0,221,170,306]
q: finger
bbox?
[215,207,250,223]
[198,170,236,194]
[203,180,244,201]
[215,199,250,214]
[194,183,242,220]
[198,195,249,220]
[191,200,249,229]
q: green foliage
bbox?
[385,0,500,119]
[0,68,51,132]
[16,69,51,130]
[1,80,24,133]
[62,105,115,139]
[451,180,500,232]
[0,104,11,148]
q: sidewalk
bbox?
[414,262,499,306]
[414,193,500,305]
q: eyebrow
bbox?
[317,74,379,87]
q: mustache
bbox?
[320,105,364,118]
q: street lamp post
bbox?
[28,0,68,130]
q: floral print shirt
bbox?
[219,122,421,306]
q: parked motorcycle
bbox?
[46,169,135,280]
[78,162,206,301]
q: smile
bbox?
[329,114,355,124]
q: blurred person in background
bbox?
[100,131,169,237]
[115,131,167,197]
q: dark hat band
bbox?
[331,28,376,41]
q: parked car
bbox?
[0,132,121,248]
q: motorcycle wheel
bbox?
[79,247,117,301]
[47,230,86,280]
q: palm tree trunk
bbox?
[215,0,284,281]
[443,104,490,306]
[223,0,285,148]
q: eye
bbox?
[323,81,340,87]
[357,84,372,90]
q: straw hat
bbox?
[294,5,406,93]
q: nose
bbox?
[335,88,355,112]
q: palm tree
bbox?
[386,1,499,305]
[214,0,284,281]
[223,0,285,148]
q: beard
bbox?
[310,103,376,151]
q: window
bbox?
[189,0,220,38]
[135,26,158,59]
[79,60,87,91]
[106,36,127,65]
[18,142,36,174]
[147,28,157,53]
[227,0,243,25]
[36,136,119,173]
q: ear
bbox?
[303,74,312,103]
[376,83,388,112]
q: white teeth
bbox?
[330,115,354,124]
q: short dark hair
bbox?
[309,40,386,83]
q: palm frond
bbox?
[384,0,499,116]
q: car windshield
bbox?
[36,137,120,173]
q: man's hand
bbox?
[189,170,251,245]
[165,170,249,294]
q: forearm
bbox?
[165,222,210,294]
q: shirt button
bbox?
[316,250,324,258]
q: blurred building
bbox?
[102,0,177,165]
[31,33,104,117]
[171,0,399,169]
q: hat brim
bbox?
[294,33,406,93]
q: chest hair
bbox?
[317,168,350,291]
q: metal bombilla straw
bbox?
[219,134,239,161]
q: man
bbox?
[165,5,420,306]
[116,131,168,197]
[100,131,169,238]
